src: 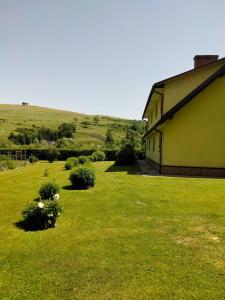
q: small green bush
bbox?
[0,155,16,171]
[91,150,106,161]
[29,154,38,164]
[46,146,59,163]
[22,200,63,230]
[39,182,60,200]
[78,155,90,165]
[42,168,49,177]
[6,159,16,169]
[115,144,136,165]
[69,166,96,189]
[65,157,78,170]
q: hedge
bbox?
[0,148,144,161]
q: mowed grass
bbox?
[0,161,225,299]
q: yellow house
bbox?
[142,55,225,176]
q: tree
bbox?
[58,123,76,138]
[105,129,114,147]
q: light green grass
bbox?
[0,161,225,299]
[0,104,131,147]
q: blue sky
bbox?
[0,0,225,119]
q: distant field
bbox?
[0,104,133,148]
[0,161,225,299]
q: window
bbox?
[153,137,155,152]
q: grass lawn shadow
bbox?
[62,185,76,190]
[105,163,140,175]
[13,221,47,232]
[62,185,90,190]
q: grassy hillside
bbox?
[0,104,136,148]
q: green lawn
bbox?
[0,161,225,299]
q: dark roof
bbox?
[142,57,225,119]
[143,63,225,139]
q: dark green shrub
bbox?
[69,166,96,189]
[115,144,136,165]
[22,200,63,230]
[46,146,59,163]
[29,154,38,164]
[39,182,60,200]
[91,150,106,161]
[78,155,90,165]
[65,157,78,170]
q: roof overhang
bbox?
[142,85,164,119]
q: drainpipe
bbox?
[155,128,162,173]
[154,90,164,174]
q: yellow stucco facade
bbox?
[143,57,225,176]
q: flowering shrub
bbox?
[39,182,60,200]
[78,155,90,165]
[69,166,95,189]
[65,157,78,170]
[22,200,63,230]
[91,150,106,161]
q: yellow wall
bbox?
[163,61,224,114]
[145,131,160,163]
[161,75,225,167]
[146,93,162,130]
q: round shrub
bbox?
[78,155,90,165]
[22,200,63,230]
[115,144,136,165]
[65,157,78,170]
[91,150,106,161]
[69,166,96,189]
[46,146,59,163]
[29,154,38,164]
[39,182,60,200]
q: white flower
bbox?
[38,202,44,208]
[53,193,60,200]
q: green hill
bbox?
[0,104,143,149]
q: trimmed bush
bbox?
[78,155,90,165]
[22,200,63,230]
[65,157,78,170]
[28,154,38,164]
[115,144,136,166]
[91,150,106,161]
[69,166,96,189]
[39,182,60,200]
[0,155,16,171]
[46,146,59,163]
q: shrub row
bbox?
[0,148,144,161]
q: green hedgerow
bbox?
[78,155,90,165]
[65,157,78,170]
[22,200,63,230]
[69,166,96,189]
[39,182,60,200]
